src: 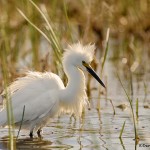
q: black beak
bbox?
[85,65,106,88]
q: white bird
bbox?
[0,43,105,138]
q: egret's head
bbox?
[63,42,95,69]
[63,42,106,88]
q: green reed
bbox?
[0,0,149,149]
[136,98,139,121]
[17,0,63,71]
[63,0,73,42]
[97,28,109,110]
[117,73,138,149]
[0,24,16,149]
[119,120,126,138]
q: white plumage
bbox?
[0,43,105,137]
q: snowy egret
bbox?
[0,43,105,138]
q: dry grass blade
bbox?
[16,105,25,140]
[29,0,62,55]
[101,28,110,73]
[17,7,62,65]
[109,99,116,115]
[17,8,51,44]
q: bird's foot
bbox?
[29,131,33,139]
[70,113,76,122]
[37,129,42,138]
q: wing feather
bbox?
[0,71,64,126]
[13,90,59,123]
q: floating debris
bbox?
[143,105,150,109]
[116,104,128,110]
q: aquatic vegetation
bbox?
[0,0,149,149]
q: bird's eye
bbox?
[82,61,86,64]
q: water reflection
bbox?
[0,94,150,149]
[0,51,150,150]
[0,137,52,150]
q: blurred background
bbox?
[0,0,150,91]
[0,0,150,149]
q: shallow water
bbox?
[0,50,150,150]
[0,81,150,150]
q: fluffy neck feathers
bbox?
[60,60,88,116]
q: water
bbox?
[0,88,150,150]
[0,48,150,150]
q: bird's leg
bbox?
[70,113,76,122]
[37,129,42,138]
[29,131,33,138]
